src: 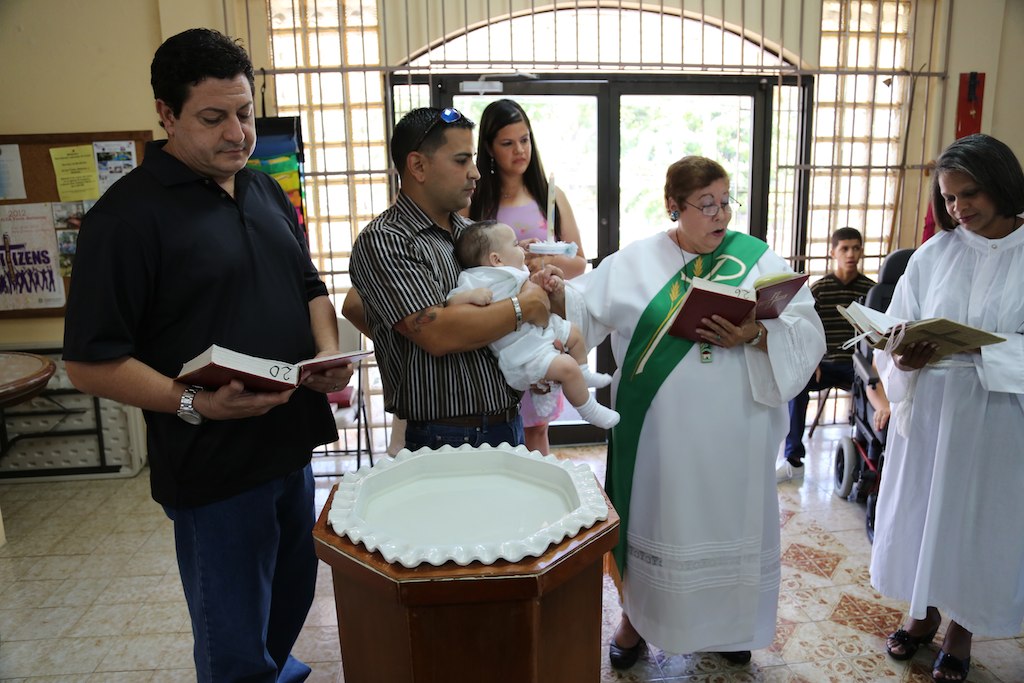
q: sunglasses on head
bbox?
[412,108,463,151]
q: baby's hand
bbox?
[544,274,564,294]
[449,287,493,306]
[529,264,564,293]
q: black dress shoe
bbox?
[718,650,752,665]
[609,637,646,670]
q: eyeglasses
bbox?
[685,196,741,217]
[412,107,463,151]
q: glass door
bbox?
[616,93,754,248]
[453,92,601,266]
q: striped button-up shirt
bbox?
[811,272,876,362]
[350,192,520,421]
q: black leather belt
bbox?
[421,405,519,428]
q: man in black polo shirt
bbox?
[62,29,347,682]
[349,108,553,450]
[778,227,875,481]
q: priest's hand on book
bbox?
[698,309,762,349]
[892,341,939,371]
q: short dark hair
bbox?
[831,227,863,248]
[455,220,501,269]
[151,28,255,123]
[391,107,476,177]
[664,157,729,214]
[931,134,1024,232]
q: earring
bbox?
[490,158,495,175]
[669,209,680,221]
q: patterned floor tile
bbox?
[829,592,905,639]
[781,542,844,579]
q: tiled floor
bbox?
[1,424,1022,682]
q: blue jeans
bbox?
[785,360,855,463]
[404,415,525,450]
[163,465,317,683]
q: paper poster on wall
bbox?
[0,144,28,200]
[52,201,86,277]
[0,203,66,310]
[94,140,137,194]
[49,145,100,201]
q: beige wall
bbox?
[1,0,1023,346]
[0,0,228,138]
[0,0,231,346]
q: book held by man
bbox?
[176,344,373,391]
[837,301,1004,361]
[668,272,809,342]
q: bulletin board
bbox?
[0,130,153,319]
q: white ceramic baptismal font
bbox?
[327,443,608,567]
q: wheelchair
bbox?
[832,248,914,542]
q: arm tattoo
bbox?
[397,305,440,335]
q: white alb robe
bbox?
[870,223,1024,637]
[566,231,825,653]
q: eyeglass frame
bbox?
[683,195,741,218]
[412,107,464,152]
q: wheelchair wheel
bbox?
[833,436,858,499]
[866,492,877,543]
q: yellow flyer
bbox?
[49,145,100,201]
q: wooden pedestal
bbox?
[313,485,619,683]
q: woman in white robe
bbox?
[870,134,1024,682]
[565,157,824,668]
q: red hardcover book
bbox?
[753,272,809,319]
[176,344,373,392]
[667,277,756,342]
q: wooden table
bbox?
[313,484,619,683]
[0,351,57,545]
[0,351,56,409]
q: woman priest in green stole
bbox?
[562,156,825,669]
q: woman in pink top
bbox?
[470,99,587,454]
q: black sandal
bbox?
[932,649,970,681]
[609,637,646,670]
[885,624,939,661]
[718,650,752,665]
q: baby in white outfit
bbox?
[448,221,619,430]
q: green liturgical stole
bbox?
[607,231,768,574]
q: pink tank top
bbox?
[497,202,549,242]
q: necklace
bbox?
[501,186,522,200]
[671,229,689,261]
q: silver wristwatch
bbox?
[176,385,204,425]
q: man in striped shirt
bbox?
[349,107,555,451]
[778,227,875,481]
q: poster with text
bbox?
[94,140,137,195]
[0,203,66,310]
[0,144,28,200]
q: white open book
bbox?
[176,344,373,392]
[837,301,1003,361]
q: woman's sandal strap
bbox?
[932,650,971,681]
[886,625,937,661]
